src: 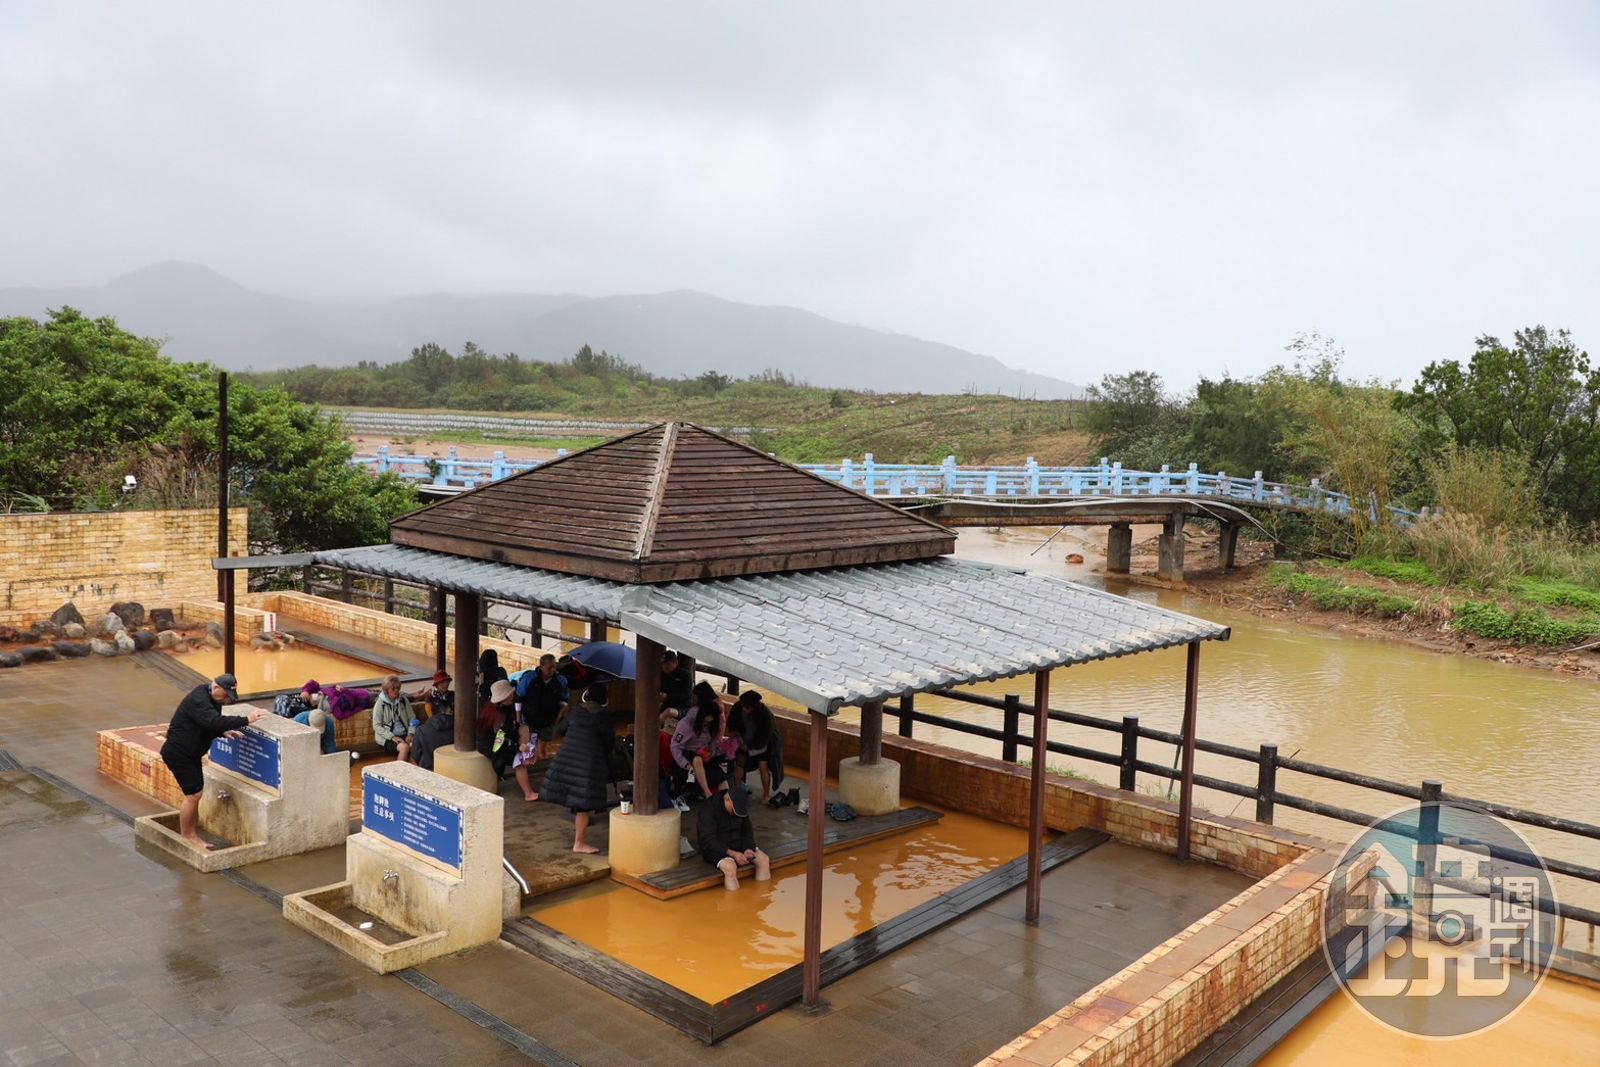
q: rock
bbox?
[1065,553,1085,564]
[0,625,16,643]
[18,646,59,663]
[54,641,91,659]
[32,620,61,638]
[149,607,176,631]
[202,622,225,648]
[49,602,84,629]
[131,631,158,652]
[90,613,126,638]
[62,622,86,638]
[249,633,275,650]
[90,638,118,657]
[0,651,20,669]
[156,630,180,649]
[110,601,146,629]
[114,631,136,654]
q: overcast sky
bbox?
[5,2,1600,387]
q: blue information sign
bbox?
[208,728,281,790]
[363,775,463,869]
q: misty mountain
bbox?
[0,262,1081,397]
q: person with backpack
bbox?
[513,653,569,801]
[272,680,321,719]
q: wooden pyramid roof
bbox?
[389,422,956,583]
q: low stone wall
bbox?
[0,509,247,624]
[252,592,548,673]
[98,727,187,810]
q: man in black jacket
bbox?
[159,674,265,849]
[660,650,694,712]
[697,783,771,891]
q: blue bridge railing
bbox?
[349,448,1423,523]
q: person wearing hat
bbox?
[539,684,615,854]
[697,781,770,891]
[408,670,452,717]
[292,705,338,755]
[477,677,519,780]
[159,674,266,850]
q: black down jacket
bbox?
[540,702,614,813]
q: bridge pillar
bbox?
[1106,524,1132,574]
[1219,521,1240,570]
[1158,516,1186,581]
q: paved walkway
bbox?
[1,653,1255,1066]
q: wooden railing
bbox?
[899,687,1600,932]
[347,449,1426,523]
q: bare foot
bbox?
[183,835,215,851]
[523,793,539,802]
[573,843,600,854]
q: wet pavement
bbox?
[2,653,1255,1065]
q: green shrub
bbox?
[1449,600,1600,646]
[1510,578,1600,614]
[1270,568,1417,617]
[1342,556,1440,586]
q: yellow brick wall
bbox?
[0,509,247,624]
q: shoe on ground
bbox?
[679,835,695,858]
[796,798,809,815]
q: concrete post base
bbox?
[608,808,683,877]
[839,757,901,817]
[431,747,498,794]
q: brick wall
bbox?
[0,509,247,624]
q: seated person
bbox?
[660,649,694,712]
[477,679,518,780]
[657,708,687,809]
[371,674,413,763]
[410,706,453,771]
[697,782,771,891]
[670,700,721,800]
[293,706,337,755]
[324,684,376,721]
[407,670,452,716]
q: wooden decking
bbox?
[618,805,943,899]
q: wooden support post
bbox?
[859,700,884,765]
[222,567,236,678]
[1416,779,1442,937]
[432,588,447,676]
[726,675,740,695]
[453,591,481,752]
[1119,715,1139,792]
[529,607,542,648]
[897,693,914,739]
[1255,744,1278,824]
[478,597,490,638]
[1002,694,1021,763]
[633,635,663,816]
[340,568,353,604]
[382,579,395,615]
[300,565,312,595]
[589,617,608,643]
[1176,641,1200,860]
[803,710,828,1006]
[1026,670,1050,923]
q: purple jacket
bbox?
[326,686,375,721]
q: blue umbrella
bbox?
[567,641,637,680]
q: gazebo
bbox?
[284,422,1228,1005]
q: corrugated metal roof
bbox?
[310,546,1228,714]
[310,544,627,620]
[619,557,1229,715]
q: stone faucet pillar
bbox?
[283,761,505,973]
[132,709,349,872]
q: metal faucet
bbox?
[382,869,399,886]
[214,787,231,801]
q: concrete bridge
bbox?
[350,450,1424,581]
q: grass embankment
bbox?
[332,389,1093,465]
[1265,528,1600,648]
